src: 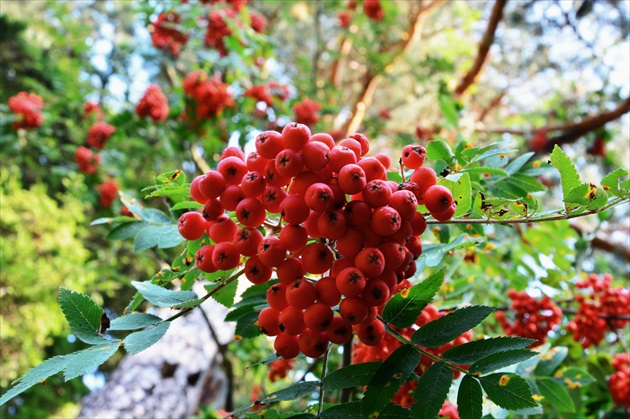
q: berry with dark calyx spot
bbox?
[298,328,329,358]
[286,279,317,310]
[329,146,358,173]
[362,279,390,306]
[202,198,223,222]
[217,156,248,186]
[338,164,367,195]
[339,297,369,325]
[431,203,457,222]
[338,138,362,159]
[177,211,207,240]
[354,247,385,278]
[219,185,245,211]
[335,267,367,298]
[401,144,426,169]
[275,148,304,178]
[267,283,289,311]
[258,236,287,267]
[278,306,306,335]
[255,130,285,159]
[241,171,266,197]
[274,333,300,359]
[357,156,386,182]
[325,316,353,344]
[235,197,266,228]
[258,307,281,336]
[305,182,334,212]
[262,185,287,213]
[344,200,372,227]
[301,141,330,170]
[348,132,370,155]
[233,227,263,257]
[199,170,226,199]
[246,151,270,173]
[277,257,306,285]
[370,206,401,236]
[317,210,347,240]
[245,255,273,284]
[211,242,240,270]
[195,245,218,273]
[280,195,310,225]
[357,319,386,346]
[282,122,311,151]
[389,190,418,221]
[424,185,454,214]
[362,179,392,208]
[301,242,334,274]
[304,302,334,332]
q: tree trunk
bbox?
[77,298,232,418]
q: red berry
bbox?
[208,214,238,243]
[325,316,353,344]
[267,283,289,311]
[275,148,304,178]
[329,146,357,173]
[339,297,369,325]
[309,132,335,149]
[354,247,385,278]
[199,170,226,199]
[362,279,390,306]
[280,195,310,224]
[245,255,273,284]
[212,242,240,270]
[219,185,245,211]
[357,319,386,346]
[241,171,266,197]
[195,245,218,273]
[401,144,426,169]
[262,185,287,213]
[278,306,306,335]
[233,227,263,257]
[336,267,367,297]
[274,333,300,359]
[190,175,209,204]
[282,122,311,151]
[255,130,284,159]
[286,279,317,310]
[357,156,386,182]
[178,211,207,240]
[258,307,281,336]
[362,180,392,208]
[338,164,367,195]
[298,329,329,358]
[279,224,308,252]
[301,141,330,170]
[202,198,224,222]
[301,242,334,274]
[277,257,305,285]
[370,206,401,236]
[305,182,334,212]
[424,185,454,214]
[235,197,266,228]
[304,302,334,332]
[217,156,248,186]
[315,276,342,307]
[258,236,287,267]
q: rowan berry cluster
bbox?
[495,289,562,346]
[351,303,471,408]
[182,71,233,122]
[267,359,295,383]
[177,122,456,359]
[150,11,189,57]
[342,0,384,24]
[136,84,169,122]
[204,7,265,57]
[609,353,630,409]
[74,146,102,175]
[8,92,45,130]
[293,99,321,127]
[567,273,630,348]
[86,122,116,150]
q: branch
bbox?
[424,198,629,226]
[342,1,445,136]
[543,96,630,151]
[569,221,630,262]
[478,96,630,144]
[453,0,508,97]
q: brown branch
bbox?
[342,1,445,136]
[477,89,507,123]
[454,0,508,97]
[329,37,353,88]
[543,96,630,151]
[478,96,630,144]
[569,221,630,262]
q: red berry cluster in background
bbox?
[204,5,265,57]
[136,84,169,122]
[177,122,457,360]
[567,273,630,348]
[74,146,102,175]
[267,359,295,383]
[351,303,471,408]
[8,92,45,130]
[609,353,630,409]
[182,71,234,122]
[495,289,562,346]
[438,400,460,419]
[150,11,189,57]
[87,121,116,150]
[98,179,120,209]
[293,99,321,127]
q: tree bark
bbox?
[454,0,508,97]
[77,297,233,419]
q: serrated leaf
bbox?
[131,281,198,307]
[123,322,170,354]
[144,184,191,200]
[260,381,319,404]
[157,169,186,185]
[426,140,454,162]
[247,353,282,369]
[171,201,204,211]
[0,355,68,406]
[321,402,363,419]
[469,349,538,374]
[479,373,537,410]
[225,304,258,322]
[59,288,108,345]
[382,268,445,327]
[505,152,535,175]
[106,221,146,240]
[410,362,453,417]
[235,311,261,339]
[471,148,517,164]
[412,306,494,348]
[601,168,629,197]
[507,173,546,193]
[63,343,120,381]
[362,344,420,416]
[549,145,582,207]
[323,362,381,392]
[565,183,608,210]
[211,277,240,308]
[536,378,575,412]
[438,172,471,217]
[458,375,483,419]
[108,313,163,331]
[534,346,568,376]
[443,337,536,364]
[462,166,508,177]
[551,367,596,387]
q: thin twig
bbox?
[316,347,331,418]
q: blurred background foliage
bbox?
[0,0,628,417]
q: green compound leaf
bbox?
[469,349,538,375]
[131,281,198,307]
[438,172,472,217]
[59,288,108,345]
[505,152,535,175]
[412,306,495,348]
[443,337,536,364]
[549,145,582,208]
[410,361,453,418]
[0,355,68,406]
[106,221,146,240]
[260,381,319,404]
[323,362,381,392]
[170,200,204,211]
[156,169,187,185]
[534,346,568,376]
[426,139,455,162]
[479,373,537,410]
[551,367,596,387]
[382,267,445,328]
[565,183,608,211]
[63,343,120,380]
[321,402,363,419]
[362,344,420,416]
[108,313,163,331]
[235,311,261,339]
[457,375,483,419]
[601,168,629,197]
[123,322,170,355]
[536,378,575,412]
[209,277,240,308]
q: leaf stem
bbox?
[316,346,331,418]
[382,320,470,376]
[162,268,245,323]
[426,198,628,225]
